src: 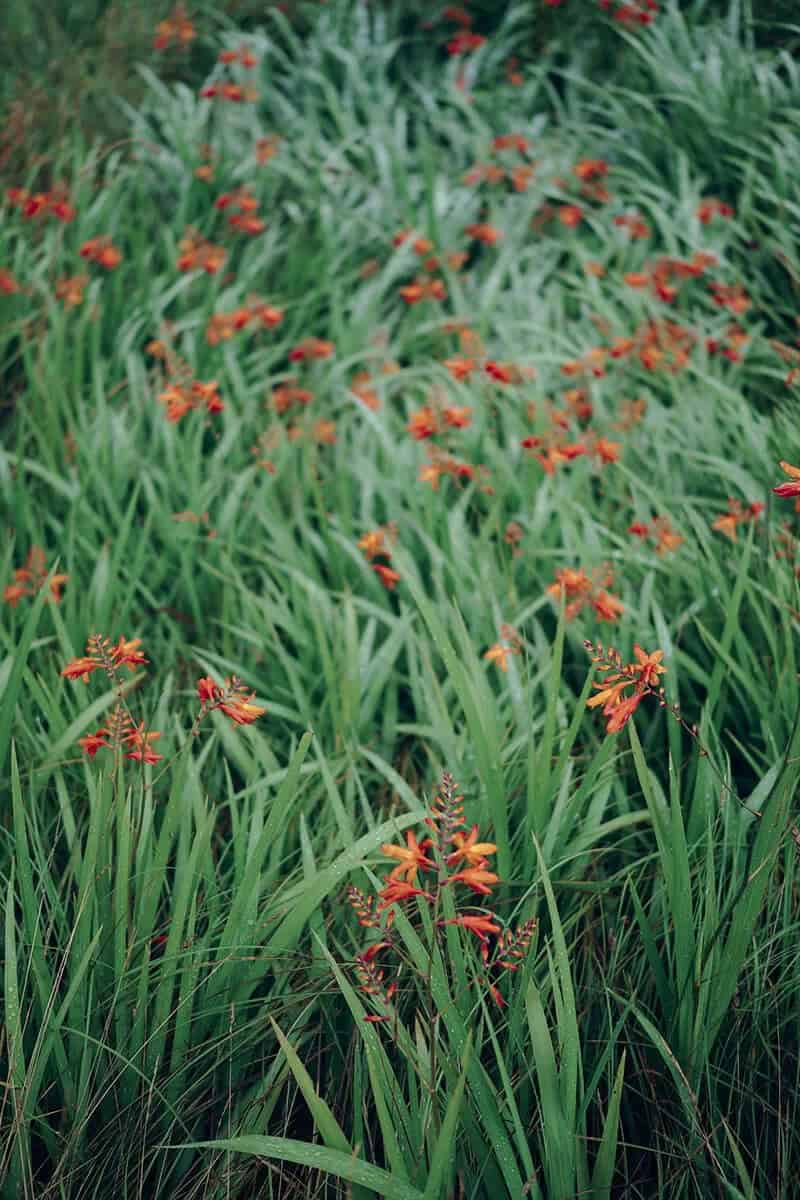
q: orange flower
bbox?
[586,678,630,712]
[312,419,337,445]
[465,222,502,245]
[484,643,511,672]
[247,302,279,329]
[271,382,314,413]
[197,676,218,703]
[505,57,524,85]
[614,213,650,239]
[443,356,476,381]
[711,499,763,541]
[256,135,282,164]
[492,133,529,153]
[218,692,266,726]
[350,372,380,410]
[289,337,334,362]
[447,867,499,896]
[632,644,666,687]
[443,405,472,429]
[78,730,111,757]
[63,634,146,684]
[446,825,497,868]
[79,236,122,270]
[624,271,650,289]
[3,546,68,607]
[62,657,101,684]
[373,564,401,590]
[591,590,625,622]
[55,275,88,308]
[574,159,608,182]
[124,723,163,764]
[484,360,525,384]
[697,197,734,224]
[442,914,501,942]
[0,269,20,294]
[604,693,643,733]
[651,516,683,555]
[709,282,750,315]
[446,31,486,54]
[773,461,800,498]
[399,277,446,304]
[376,880,431,912]
[592,436,621,464]
[154,2,195,49]
[511,165,535,192]
[585,642,666,734]
[358,530,388,560]
[177,230,226,274]
[380,830,436,883]
[110,638,148,671]
[557,204,583,228]
[407,407,439,439]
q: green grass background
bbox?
[2,0,800,1196]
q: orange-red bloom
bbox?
[711,498,764,541]
[448,867,499,896]
[0,269,20,294]
[79,236,122,270]
[373,564,401,590]
[773,461,800,498]
[586,643,666,734]
[465,222,502,245]
[3,546,68,608]
[62,657,101,684]
[289,337,334,362]
[380,831,436,883]
[447,825,497,868]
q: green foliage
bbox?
[2,1,800,1197]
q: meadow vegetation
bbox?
[2,1,800,1196]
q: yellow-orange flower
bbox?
[380,831,436,884]
[447,825,497,868]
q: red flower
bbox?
[62,657,101,684]
[78,730,110,757]
[773,461,800,498]
[197,676,218,703]
[373,564,401,590]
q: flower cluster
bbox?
[176,228,226,274]
[6,186,75,223]
[484,624,522,672]
[547,566,624,623]
[358,524,400,590]
[599,0,659,25]
[206,298,283,346]
[62,635,265,764]
[3,546,68,608]
[346,773,535,1020]
[147,340,224,422]
[153,2,195,50]
[214,186,266,236]
[55,275,88,308]
[62,634,147,684]
[79,707,163,764]
[627,515,683,555]
[79,236,122,270]
[711,498,764,542]
[196,675,266,725]
[585,642,667,734]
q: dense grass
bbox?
[2,1,800,1196]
